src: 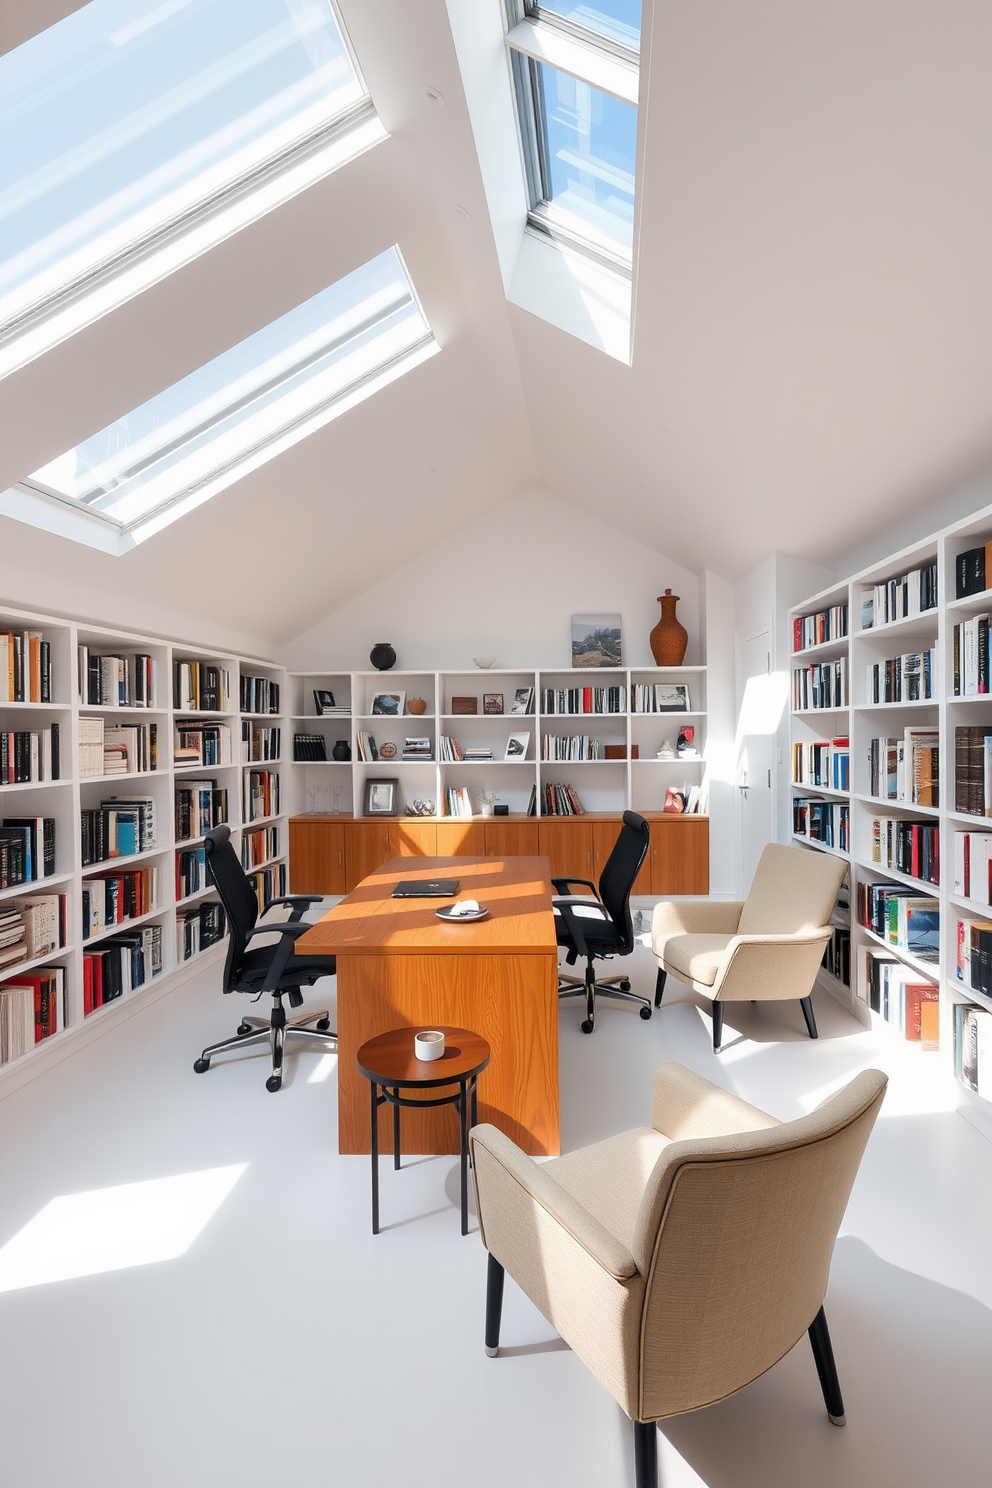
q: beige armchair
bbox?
[471,1061,887,1488]
[652,842,848,1050]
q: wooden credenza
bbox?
[289,813,708,897]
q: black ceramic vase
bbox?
[332,739,352,762]
[370,642,396,671]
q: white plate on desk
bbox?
[435,905,489,922]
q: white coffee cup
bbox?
[414,1030,445,1061]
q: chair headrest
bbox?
[204,824,231,854]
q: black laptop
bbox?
[391,879,460,898]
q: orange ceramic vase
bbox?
[650,589,688,665]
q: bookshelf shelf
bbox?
[853,856,937,896]
[791,636,850,660]
[791,834,849,861]
[83,905,167,948]
[81,847,168,875]
[858,922,939,981]
[853,793,939,817]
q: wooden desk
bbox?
[295,856,559,1157]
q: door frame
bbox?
[735,615,776,895]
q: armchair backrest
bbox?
[737,842,847,935]
[204,825,259,990]
[632,1068,886,1420]
[597,810,650,952]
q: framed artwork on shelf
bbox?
[656,685,691,711]
[510,687,533,715]
[505,732,530,761]
[483,693,503,714]
[371,692,404,717]
[571,614,622,668]
[313,689,335,714]
[364,778,399,816]
[452,696,478,714]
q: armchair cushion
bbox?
[543,1127,672,1257]
[658,933,732,987]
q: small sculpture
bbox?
[369,642,396,671]
[406,798,435,816]
[657,740,674,760]
[378,741,397,760]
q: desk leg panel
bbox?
[337,952,559,1156]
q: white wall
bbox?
[282,486,702,671]
[700,569,737,896]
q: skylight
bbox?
[17,247,438,548]
[0,0,384,375]
[530,3,640,54]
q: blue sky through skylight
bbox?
[536,63,636,252]
[537,1,640,51]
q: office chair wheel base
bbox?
[581,1019,594,1034]
[266,1074,282,1093]
[237,1022,253,1035]
[639,1005,652,1020]
[193,1058,210,1074]
[619,979,631,991]
[316,1016,331,1031]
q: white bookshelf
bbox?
[0,600,292,1086]
[789,506,992,1143]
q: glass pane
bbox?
[536,1,640,51]
[0,0,365,326]
[536,63,636,252]
[29,248,431,528]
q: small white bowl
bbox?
[414,1030,445,1061]
[473,655,497,669]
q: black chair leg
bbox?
[633,1420,658,1488]
[485,1254,505,1357]
[581,963,596,1034]
[808,1306,845,1424]
[654,968,667,1007]
[712,1001,724,1052]
[800,995,819,1040]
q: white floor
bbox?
[1,944,991,1488]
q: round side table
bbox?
[357,1026,491,1236]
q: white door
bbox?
[737,624,777,893]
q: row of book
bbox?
[954,541,992,599]
[444,786,475,818]
[174,661,232,713]
[441,738,493,762]
[954,915,992,994]
[1,630,52,703]
[245,863,286,915]
[630,685,691,714]
[954,726,992,816]
[293,733,328,761]
[83,927,162,1014]
[857,881,939,961]
[242,723,280,762]
[0,966,66,1063]
[541,734,607,761]
[356,732,381,762]
[79,717,158,776]
[81,866,157,940]
[864,647,936,704]
[1,723,60,783]
[859,561,938,627]
[954,1003,992,1097]
[0,817,55,886]
[792,658,847,711]
[793,604,848,653]
[240,674,280,716]
[867,730,938,805]
[178,902,226,963]
[791,738,849,791]
[176,845,208,901]
[78,648,156,707]
[793,799,850,851]
[952,831,992,905]
[402,736,433,761]
[865,950,939,1047]
[868,817,939,887]
[174,720,233,767]
[539,783,585,816]
[541,687,620,715]
[81,797,155,865]
[243,769,279,823]
[242,825,278,870]
[176,781,227,841]
[0,893,67,973]
[822,924,850,987]
[952,615,991,695]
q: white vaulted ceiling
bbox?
[1,0,991,649]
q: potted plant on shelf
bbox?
[479,790,498,818]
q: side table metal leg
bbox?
[459,1078,469,1235]
[393,1088,401,1171]
[370,1081,380,1235]
[471,1078,478,1131]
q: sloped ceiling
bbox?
[1,0,991,651]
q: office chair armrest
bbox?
[553,898,592,960]
[245,921,318,986]
[651,1061,780,1139]
[265,894,321,922]
[470,1124,638,1280]
[551,876,599,897]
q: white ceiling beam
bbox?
[505,17,638,105]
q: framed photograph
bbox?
[571,614,622,668]
[483,693,504,715]
[364,778,399,816]
[451,696,478,715]
[509,687,534,715]
[656,685,690,711]
[371,691,405,717]
[505,732,530,761]
[313,689,335,715]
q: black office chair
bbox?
[553,810,651,1033]
[192,825,337,1092]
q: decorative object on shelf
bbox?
[414,1029,445,1061]
[510,687,534,714]
[604,744,627,760]
[483,693,503,714]
[650,590,688,666]
[494,803,509,815]
[505,732,529,761]
[406,797,436,817]
[676,725,696,758]
[572,613,622,668]
[313,689,335,714]
[480,791,498,817]
[371,691,404,716]
[305,783,321,814]
[452,696,477,714]
[378,741,397,760]
[369,643,396,671]
[407,697,427,715]
[364,778,399,816]
[332,739,351,761]
[657,740,674,760]
[330,784,345,814]
[656,684,690,711]
[663,788,687,814]
[473,656,497,669]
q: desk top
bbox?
[294,856,557,957]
